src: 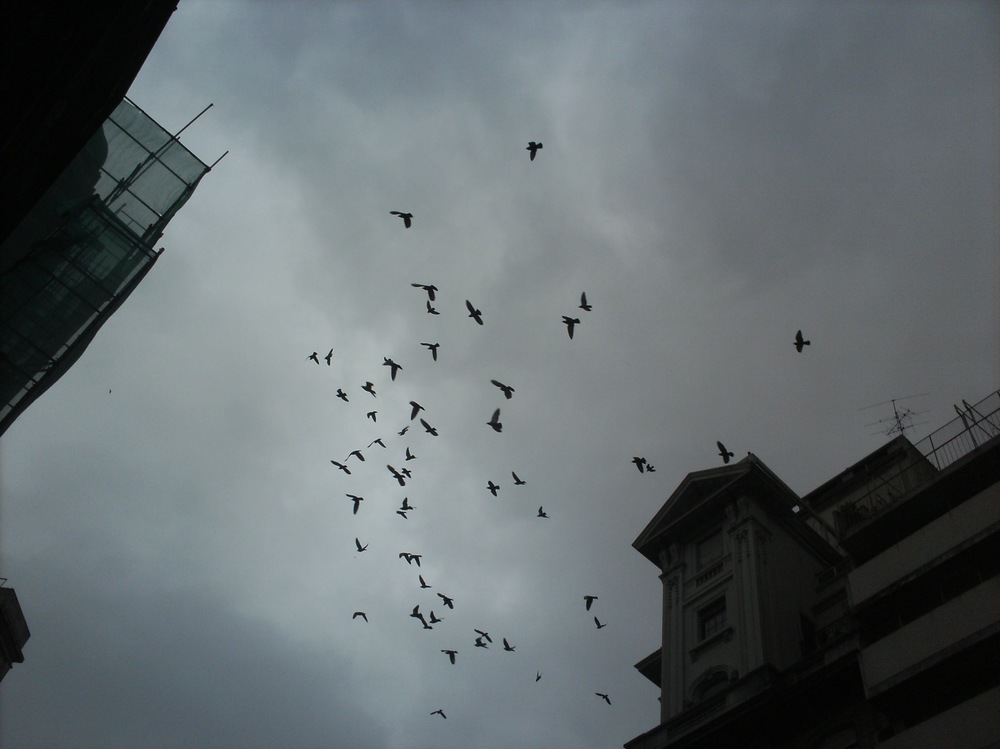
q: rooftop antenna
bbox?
[859,393,929,438]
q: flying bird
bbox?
[347,494,364,514]
[794,329,811,352]
[428,611,444,624]
[596,692,612,705]
[584,595,598,611]
[579,291,592,312]
[336,388,349,402]
[400,497,414,511]
[330,460,351,474]
[562,315,580,339]
[398,426,409,436]
[437,592,454,609]
[383,357,402,380]
[474,637,489,649]
[362,381,376,397]
[387,465,407,486]
[410,605,430,628]
[400,466,412,478]
[594,616,607,629]
[717,441,734,464]
[409,401,424,420]
[537,507,549,518]
[411,282,438,301]
[324,349,334,365]
[631,457,647,473]
[419,575,431,589]
[355,538,368,552]
[646,464,656,473]
[421,342,440,360]
[352,611,368,622]
[487,481,499,497]
[405,446,416,461]
[390,210,413,228]
[536,671,542,682]
[487,408,503,433]
[441,650,457,665]
[490,379,514,399]
[465,299,484,325]
[426,300,440,315]
[399,552,422,567]
[368,437,386,449]
[396,510,408,519]
[366,410,377,422]
[430,709,447,719]
[347,449,365,462]
[503,638,515,652]
[420,418,439,436]
[512,471,526,485]
[307,351,320,364]
[474,629,492,643]
[526,141,543,160]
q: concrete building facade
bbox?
[626,389,1000,748]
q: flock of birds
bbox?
[304,142,813,726]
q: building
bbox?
[0,584,30,683]
[626,389,1000,748]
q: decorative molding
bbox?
[689,626,734,662]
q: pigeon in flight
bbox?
[430,709,447,719]
[330,460,351,474]
[409,401,424,420]
[347,494,364,514]
[369,438,386,449]
[491,379,514,399]
[390,211,413,228]
[794,329,811,353]
[487,408,503,433]
[362,381,377,397]
[631,457,647,474]
[536,671,542,682]
[347,449,365,462]
[717,441,734,464]
[366,410,377,422]
[419,574,431,589]
[487,481,499,497]
[441,650,457,665]
[646,464,656,473]
[584,595,598,611]
[420,418,439,436]
[352,611,368,622]
[465,299,484,325]
[474,629,492,643]
[411,283,438,301]
[410,605,430,628]
[595,692,612,705]
[396,510,408,519]
[537,507,549,518]
[398,425,409,436]
[405,446,416,461]
[324,349,334,365]
[421,342,440,360]
[426,300,440,315]
[400,466,412,478]
[562,316,580,339]
[503,638,515,652]
[355,538,368,552]
[474,637,489,649]
[400,497,414,511]
[383,357,402,380]
[428,611,443,624]
[336,388,349,402]
[437,592,454,609]
[579,292,592,312]
[526,141,543,161]
[594,616,607,629]
[512,471,526,486]
[387,465,407,486]
[400,552,423,567]
[307,352,320,364]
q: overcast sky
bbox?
[1,2,997,748]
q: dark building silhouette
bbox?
[0,585,30,683]
[627,389,1000,748]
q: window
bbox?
[695,531,723,569]
[699,597,727,640]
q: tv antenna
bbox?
[859,393,929,438]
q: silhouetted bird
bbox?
[405,446,416,461]
[465,299,484,325]
[579,291,592,312]
[430,709,447,719]
[419,574,431,589]
[562,316,580,339]
[390,211,413,228]
[794,329,811,352]
[426,300,440,315]
[503,638,515,652]
[308,352,320,364]
[428,611,443,624]
[420,418,439,436]
[400,553,422,567]
[594,616,607,629]
[632,457,646,473]
[383,357,402,380]
[325,349,334,365]
[596,692,611,705]
[409,401,424,420]
[355,538,368,552]
[347,494,364,514]
[369,438,386,449]
[474,629,492,643]
[536,671,542,682]
[410,604,429,627]
[474,637,489,649]
[400,497,413,511]
[646,464,656,473]
[331,460,351,474]
[584,595,598,611]
[411,283,438,301]
[717,441,734,464]
[487,408,503,433]
[398,426,409,436]
[487,481,499,497]
[526,141,543,161]
[538,507,549,518]
[366,410,377,422]
[362,381,377,397]
[396,510,408,519]
[387,465,407,486]
[421,342,440,360]
[437,592,454,609]
[491,379,514,399]
[336,388,349,402]
[400,466,412,478]
[512,471,526,485]
[353,611,368,622]
[441,650,457,665]
[347,449,365,462]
